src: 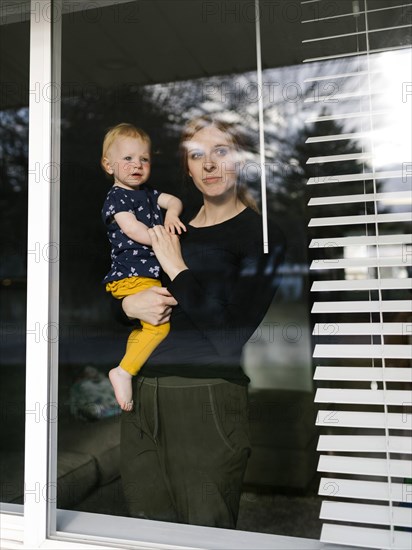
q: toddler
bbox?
[101,123,185,411]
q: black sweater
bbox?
[113,208,285,384]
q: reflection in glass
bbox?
[0,11,29,509]
[52,0,411,540]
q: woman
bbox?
[115,115,285,528]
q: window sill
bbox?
[1,506,355,550]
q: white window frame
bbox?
[0,1,357,549]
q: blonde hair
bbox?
[101,123,151,172]
[180,115,259,213]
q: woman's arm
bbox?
[149,223,285,357]
[148,225,188,280]
[170,245,284,357]
[111,286,177,326]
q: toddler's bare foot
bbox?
[109,366,134,411]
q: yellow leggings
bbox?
[106,276,170,376]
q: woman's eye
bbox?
[215,147,229,156]
[124,156,132,161]
[189,151,203,160]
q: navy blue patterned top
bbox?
[102,185,163,283]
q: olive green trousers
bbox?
[120,376,250,528]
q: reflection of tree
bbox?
[269,108,385,266]
[273,111,363,213]
[1,68,387,320]
[275,113,364,218]
[59,87,182,322]
[57,77,285,320]
[0,109,28,278]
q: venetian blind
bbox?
[301,0,412,548]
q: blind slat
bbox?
[309,212,411,226]
[304,70,379,82]
[302,24,412,44]
[311,301,412,313]
[316,410,412,430]
[306,131,371,143]
[302,1,411,23]
[314,343,411,358]
[318,456,412,478]
[314,366,412,382]
[311,279,412,291]
[303,44,412,63]
[304,90,380,103]
[310,258,411,270]
[307,170,403,184]
[318,477,407,501]
[310,235,412,246]
[320,500,412,528]
[313,322,410,334]
[307,152,372,164]
[305,110,389,123]
[317,436,412,454]
[308,191,411,206]
[320,523,412,550]
[315,387,412,405]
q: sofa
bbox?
[0,365,318,513]
[0,364,122,509]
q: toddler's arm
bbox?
[158,193,186,235]
[114,212,152,246]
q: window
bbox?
[0,0,30,523]
[1,0,411,548]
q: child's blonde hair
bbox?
[101,123,151,172]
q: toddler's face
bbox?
[103,137,151,190]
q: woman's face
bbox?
[185,125,240,200]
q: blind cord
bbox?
[363,0,395,544]
[255,0,269,254]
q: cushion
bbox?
[0,450,98,508]
[57,451,99,508]
[58,415,121,485]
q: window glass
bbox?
[54,0,411,542]
[57,0,272,529]
[256,0,412,538]
[0,1,30,511]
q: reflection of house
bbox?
[276,264,309,301]
[344,244,411,281]
[1,1,411,549]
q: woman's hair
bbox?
[180,115,259,213]
[101,123,151,172]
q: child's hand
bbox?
[164,212,186,235]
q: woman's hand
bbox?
[148,225,188,281]
[122,286,177,325]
